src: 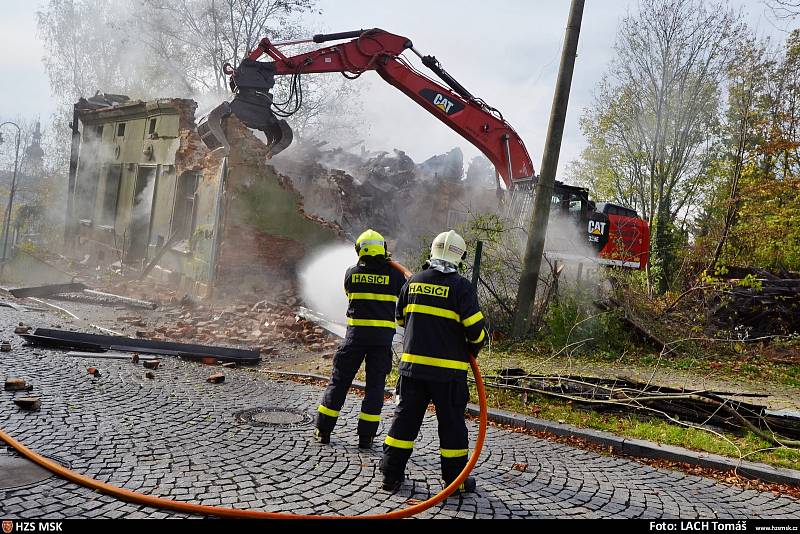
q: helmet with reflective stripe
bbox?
[355,229,387,258]
[430,230,467,266]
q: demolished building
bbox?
[65,93,342,298]
[63,92,505,299]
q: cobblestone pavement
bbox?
[0,307,799,520]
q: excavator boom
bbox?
[197,28,535,187]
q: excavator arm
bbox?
[198,28,535,187]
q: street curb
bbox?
[263,370,800,488]
[466,404,800,488]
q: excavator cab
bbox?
[198,59,293,157]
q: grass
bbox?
[351,347,800,471]
[474,384,800,470]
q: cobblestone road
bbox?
[0,307,798,519]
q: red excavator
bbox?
[198,28,650,270]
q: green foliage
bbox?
[541,291,633,355]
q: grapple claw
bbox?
[198,59,295,156]
[198,101,232,154]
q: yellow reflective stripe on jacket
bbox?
[347,318,397,329]
[440,448,469,458]
[346,292,398,302]
[462,311,484,327]
[403,304,460,322]
[318,405,340,418]
[469,329,486,344]
[401,353,469,371]
[384,436,414,449]
[359,411,381,422]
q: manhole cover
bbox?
[235,407,313,428]
[0,449,66,491]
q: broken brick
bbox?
[87,367,101,377]
[131,353,140,364]
[1,341,12,352]
[4,378,28,391]
[14,397,41,411]
[144,371,156,379]
[207,373,225,384]
[14,323,31,334]
[222,362,236,369]
[143,360,161,370]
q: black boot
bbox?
[381,475,404,492]
[446,476,476,495]
[358,434,375,449]
[313,428,330,444]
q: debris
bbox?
[4,378,29,391]
[9,282,87,299]
[90,324,123,336]
[222,362,236,368]
[138,231,182,280]
[144,371,155,379]
[512,463,528,472]
[14,323,31,334]
[142,360,160,370]
[87,367,101,377]
[82,289,158,310]
[131,353,140,364]
[207,373,225,384]
[14,397,41,411]
[0,301,28,311]
[65,351,159,361]
[22,328,260,364]
[478,373,800,441]
[1,341,11,352]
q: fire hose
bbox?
[0,259,486,518]
[0,358,485,519]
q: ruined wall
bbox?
[213,117,344,298]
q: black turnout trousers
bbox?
[316,343,393,437]
[380,375,470,484]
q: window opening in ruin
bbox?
[172,172,200,242]
[99,164,122,226]
[148,118,157,135]
[126,165,158,263]
[116,123,126,137]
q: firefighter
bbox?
[380,230,486,494]
[314,229,406,448]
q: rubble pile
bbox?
[273,141,501,251]
[117,288,340,356]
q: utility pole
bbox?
[511,0,585,338]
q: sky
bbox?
[0,0,796,178]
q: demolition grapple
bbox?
[198,60,293,157]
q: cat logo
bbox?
[588,220,607,236]
[2,521,12,534]
[419,89,465,116]
[433,94,454,114]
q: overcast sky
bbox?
[0,0,795,177]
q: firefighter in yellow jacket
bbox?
[380,230,486,493]
[314,229,406,448]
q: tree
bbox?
[37,0,361,151]
[766,0,800,19]
[570,0,744,293]
[707,31,800,271]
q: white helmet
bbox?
[430,230,467,266]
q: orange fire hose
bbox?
[0,356,487,519]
